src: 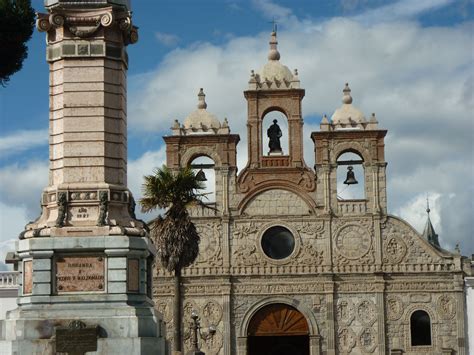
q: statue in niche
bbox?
[267,119,282,154]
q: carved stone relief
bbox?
[180,298,224,355]
[194,222,223,267]
[335,224,371,260]
[386,295,404,321]
[336,299,355,325]
[233,222,259,240]
[437,294,456,320]
[202,300,223,325]
[337,327,356,353]
[382,217,445,265]
[359,327,377,353]
[297,244,323,265]
[356,299,376,326]
[383,235,407,264]
[294,221,325,239]
[232,245,262,266]
[334,222,374,265]
[202,329,224,355]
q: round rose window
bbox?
[261,226,295,260]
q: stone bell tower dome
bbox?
[238,31,315,203]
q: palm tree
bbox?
[140,165,207,353]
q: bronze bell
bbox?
[343,166,358,185]
[195,169,207,182]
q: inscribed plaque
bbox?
[127,258,139,292]
[56,256,105,293]
[23,260,32,294]
[56,321,98,353]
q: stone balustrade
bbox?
[0,271,20,288]
[337,199,367,214]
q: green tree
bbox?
[140,165,208,353]
[0,0,35,87]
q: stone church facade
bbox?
[154,32,471,355]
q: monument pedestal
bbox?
[4,235,164,354]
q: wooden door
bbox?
[247,304,310,355]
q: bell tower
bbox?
[311,83,388,216]
[238,31,315,196]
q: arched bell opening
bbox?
[336,151,365,200]
[189,155,216,204]
[262,110,289,157]
[247,303,310,355]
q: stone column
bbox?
[4,1,164,354]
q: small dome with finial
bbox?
[182,88,222,133]
[331,83,366,127]
[257,31,294,84]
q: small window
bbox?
[410,310,432,346]
[261,226,295,260]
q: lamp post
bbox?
[189,310,216,355]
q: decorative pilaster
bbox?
[326,290,336,355]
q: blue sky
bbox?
[0,0,473,268]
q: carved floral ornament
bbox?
[36,9,138,43]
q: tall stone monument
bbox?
[3,1,164,353]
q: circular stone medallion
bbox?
[335,225,371,259]
[383,235,407,264]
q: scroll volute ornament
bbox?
[248,304,309,336]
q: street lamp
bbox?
[189,310,216,355]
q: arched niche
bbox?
[262,110,289,156]
[336,151,365,200]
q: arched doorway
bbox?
[247,303,310,355]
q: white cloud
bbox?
[352,0,455,24]
[155,32,180,47]
[127,9,473,255]
[0,129,48,157]
[0,160,48,218]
